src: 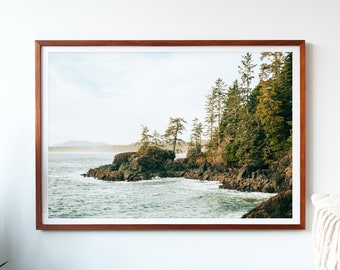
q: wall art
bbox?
[35,40,305,230]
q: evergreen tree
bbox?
[238,52,256,114]
[151,130,164,147]
[214,78,227,146]
[259,52,285,81]
[138,125,152,150]
[256,80,285,163]
[278,52,293,144]
[255,51,292,163]
[229,53,264,165]
[204,78,227,149]
[164,117,187,153]
[187,118,203,158]
[220,80,243,163]
[234,111,265,166]
[205,84,217,146]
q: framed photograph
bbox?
[35,40,305,230]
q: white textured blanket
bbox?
[312,194,340,270]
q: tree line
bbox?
[137,117,187,154]
[137,51,293,167]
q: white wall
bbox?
[1,0,339,269]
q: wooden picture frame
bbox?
[35,40,305,230]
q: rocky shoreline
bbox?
[82,146,293,218]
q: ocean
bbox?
[48,151,274,219]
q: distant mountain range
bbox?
[49,140,138,152]
[49,140,188,153]
[52,140,108,147]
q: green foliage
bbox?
[278,52,293,143]
[205,84,216,144]
[137,125,152,151]
[255,52,293,163]
[138,126,165,152]
[151,130,164,148]
[220,80,242,139]
[221,139,239,164]
[138,145,175,161]
[234,113,265,166]
[220,80,242,163]
[163,117,187,153]
[187,118,203,159]
[0,261,8,268]
[212,52,292,166]
[204,78,227,149]
[238,52,257,113]
[135,51,293,169]
[260,52,284,81]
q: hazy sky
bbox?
[47,50,262,146]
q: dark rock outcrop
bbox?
[83,148,292,194]
[83,148,294,217]
[269,151,292,192]
[84,146,176,181]
[219,151,292,193]
[242,190,292,218]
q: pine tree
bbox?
[204,78,227,149]
[256,80,285,163]
[238,52,256,114]
[234,111,264,166]
[230,53,264,165]
[214,78,227,146]
[138,125,152,151]
[205,84,216,146]
[164,117,187,153]
[220,80,243,163]
[151,130,164,147]
[278,52,293,144]
[255,52,293,163]
[260,52,284,82]
[187,118,203,158]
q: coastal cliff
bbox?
[242,190,292,218]
[83,147,292,193]
[83,146,292,218]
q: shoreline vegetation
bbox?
[80,51,294,218]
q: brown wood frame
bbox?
[35,40,305,230]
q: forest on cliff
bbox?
[137,51,293,168]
